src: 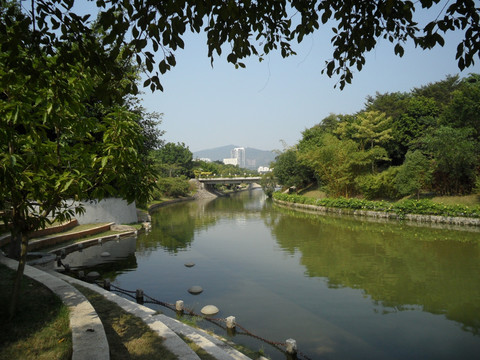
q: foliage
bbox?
[282,74,480,201]
[0,1,159,318]
[192,160,257,178]
[299,134,387,197]
[395,150,433,199]
[421,126,478,194]
[353,110,393,150]
[439,74,480,140]
[355,166,401,200]
[273,193,480,219]
[3,0,477,93]
[273,148,313,189]
[152,177,191,199]
[151,142,193,177]
[260,172,276,198]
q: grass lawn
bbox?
[0,264,72,360]
[431,194,480,206]
[74,284,178,360]
[297,184,480,207]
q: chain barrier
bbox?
[56,260,312,360]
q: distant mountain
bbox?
[193,145,276,170]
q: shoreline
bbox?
[273,198,480,228]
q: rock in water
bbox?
[184,262,195,268]
[188,285,203,295]
[201,305,219,316]
[86,271,100,281]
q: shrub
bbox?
[153,177,190,199]
[356,167,401,200]
[272,193,480,218]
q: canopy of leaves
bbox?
[8,0,480,92]
[1,1,159,252]
[271,74,480,198]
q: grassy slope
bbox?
[0,264,72,360]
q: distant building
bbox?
[246,159,256,168]
[257,166,271,174]
[223,158,238,166]
[231,147,245,168]
[196,157,212,162]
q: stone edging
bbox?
[273,199,480,227]
[148,197,195,211]
[0,255,110,360]
[56,274,252,360]
[28,223,115,251]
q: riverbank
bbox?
[273,193,480,227]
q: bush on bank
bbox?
[273,193,480,218]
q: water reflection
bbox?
[73,190,480,359]
[266,206,480,335]
[61,236,138,271]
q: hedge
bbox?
[272,193,480,218]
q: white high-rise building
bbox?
[231,147,245,168]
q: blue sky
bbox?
[76,2,480,152]
[143,27,479,152]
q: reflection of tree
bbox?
[139,201,219,254]
[140,203,197,253]
[91,254,138,282]
[139,191,266,254]
[266,207,480,335]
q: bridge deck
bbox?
[198,177,261,185]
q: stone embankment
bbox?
[274,199,480,227]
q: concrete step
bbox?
[28,222,114,251]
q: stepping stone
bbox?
[201,305,219,316]
[184,262,195,267]
[188,285,203,295]
[86,271,100,281]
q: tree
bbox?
[395,150,433,199]
[421,126,478,194]
[0,2,158,318]
[299,134,372,197]
[440,74,480,140]
[353,111,393,151]
[273,148,313,189]
[152,142,193,177]
[6,0,480,93]
[261,172,276,198]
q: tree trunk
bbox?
[8,233,29,320]
[8,229,21,259]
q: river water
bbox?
[67,189,480,359]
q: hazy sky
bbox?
[76,2,480,152]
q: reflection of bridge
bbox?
[198,177,261,185]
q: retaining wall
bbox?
[74,198,138,225]
[273,199,480,227]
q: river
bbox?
[66,189,480,359]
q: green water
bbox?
[97,190,480,359]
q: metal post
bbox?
[104,279,111,291]
[136,289,144,304]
